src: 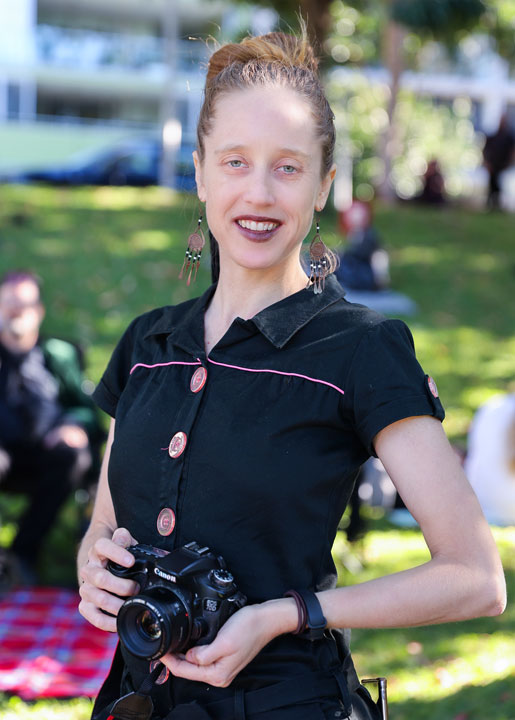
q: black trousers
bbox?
[0,440,89,562]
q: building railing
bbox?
[35,25,208,73]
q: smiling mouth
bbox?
[237,219,279,232]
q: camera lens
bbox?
[138,609,162,641]
[117,589,191,660]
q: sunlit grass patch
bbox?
[0,695,93,720]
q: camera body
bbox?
[107,541,246,660]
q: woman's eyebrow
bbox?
[215,144,310,160]
[215,144,246,155]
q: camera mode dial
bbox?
[210,569,234,588]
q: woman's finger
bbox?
[79,581,127,617]
[162,653,234,688]
[112,527,138,549]
[185,637,231,667]
[80,563,138,597]
[78,598,118,632]
[89,536,135,569]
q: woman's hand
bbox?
[161,597,297,688]
[78,527,139,632]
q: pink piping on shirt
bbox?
[206,357,345,396]
[130,360,201,375]
[129,357,344,396]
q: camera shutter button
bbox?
[211,569,234,588]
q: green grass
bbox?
[334,521,514,720]
[0,185,513,718]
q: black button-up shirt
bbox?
[93,274,444,698]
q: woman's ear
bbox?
[315,164,337,212]
[193,150,206,202]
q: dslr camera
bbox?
[107,541,246,660]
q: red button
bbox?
[168,431,187,458]
[427,376,439,398]
[157,507,176,536]
[190,366,207,393]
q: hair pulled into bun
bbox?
[206,32,319,88]
[197,30,334,179]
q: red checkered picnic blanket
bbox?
[0,587,118,699]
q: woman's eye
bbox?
[281,165,297,174]
[228,160,244,168]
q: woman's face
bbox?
[194,85,335,277]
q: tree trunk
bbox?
[299,0,332,52]
[376,18,406,202]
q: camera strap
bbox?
[103,662,164,720]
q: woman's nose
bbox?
[243,168,275,206]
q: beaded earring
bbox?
[179,212,206,286]
[307,218,329,294]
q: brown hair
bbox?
[0,270,42,297]
[197,31,335,178]
[197,30,338,282]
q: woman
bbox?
[78,30,506,720]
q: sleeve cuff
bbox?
[92,380,118,418]
[358,393,445,457]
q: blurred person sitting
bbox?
[465,393,515,527]
[483,114,515,210]
[416,158,446,205]
[336,200,390,291]
[0,271,104,584]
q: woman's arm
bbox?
[163,415,505,687]
[77,419,139,631]
[317,415,506,628]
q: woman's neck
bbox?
[204,262,307,355]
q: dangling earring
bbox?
[179,211,206,286]
[307,217,329,294]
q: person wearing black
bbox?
[483,114,515,209]
[0,271,104,584]
[78,30,506,720]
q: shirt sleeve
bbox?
[345,318,445,456]
[92,317,140,418]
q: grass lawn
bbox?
[0,185,513,719]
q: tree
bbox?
[229,0,333,51]
[328,0,514,200]
[334,0,488,199]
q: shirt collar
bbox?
[144,274,346,353]
[251,274,346,348]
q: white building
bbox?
[0,0,244,174]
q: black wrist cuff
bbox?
[296,589,327,641]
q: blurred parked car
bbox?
[0,138,197,192]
